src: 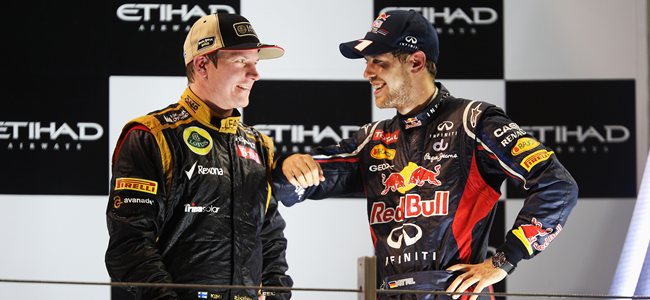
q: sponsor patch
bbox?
[219,117,238,134]
[237,145,261,164]
[371,144,396,160]
[183,126,213,155]
[511,137,540,156]
[373,129,399,145]
[115,177,158,194]
[520,149,554,171]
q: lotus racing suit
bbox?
[272,83,578,299]
[106,87,293,300]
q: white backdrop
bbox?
[0,1,647,299]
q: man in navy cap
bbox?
[273,9,577,300]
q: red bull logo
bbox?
[512,217,562,254]
[380,162,442,195]
[370,192,449,224]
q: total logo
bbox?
[380,162,441,195]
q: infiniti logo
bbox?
[387,223,423,249]
[404,36,418,44]
[437,121,454,131]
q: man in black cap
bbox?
[106,13,292,300]
[272,9,578,300]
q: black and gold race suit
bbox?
[106,87,293,300]
[272,83,578,299]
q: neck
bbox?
[188,83,233,119]
[398,80,437,116]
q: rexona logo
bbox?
[0,121,103,151]
[183,126,213,155]
[116,3,236,32]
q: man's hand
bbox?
[445,258,507,300]
[281,154,325,188]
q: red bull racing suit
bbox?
[106,88,293,300]
[272,83,578,299]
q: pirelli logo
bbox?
[520,149,554,172]
[115,177,158,195]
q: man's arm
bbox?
[271,122,376,206]
[259,195,294,300]
[105,126,177,299]
[446,105,578,300]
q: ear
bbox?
[410,51,427,73]
[192,55,210,76]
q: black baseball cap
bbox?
[183,13,284,65]
[339,9,439,63]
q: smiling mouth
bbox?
[237,85,251,91]
[372,82,385,94]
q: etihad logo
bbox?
[379,6,498,35]
[520,149,554,172]
[371,144,396,160]
[183,126,213,155]
[116,4,236,33]
[0,121,104,151]
[511,137,540,156]
[115,177,158,195]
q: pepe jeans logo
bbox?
[183,126,213,155]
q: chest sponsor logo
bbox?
[185,161,224,179]
[387,223,422,249]
[404,117,422,129]
[520,149,554,172]
[183,126,213,155]
[381,162,441,195]
[369,163,394,172]
[219,117,238,134]
[423,152,458,163]
[115,177,158,194]
[371,144,396,160]
[511,137,540,156]
[237,145,261,164]
[370,193,449,225]
[372,129,399,145]
[184,202,220,213]
[431,138,448,152]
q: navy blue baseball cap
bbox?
[339,9,439,63]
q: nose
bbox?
[248,64,260,81]
[363,63,376,80]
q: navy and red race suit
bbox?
[106,87,293,300]
[272,83,578,299]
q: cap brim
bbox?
[339,39,395,59]
[222,43,285,60]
